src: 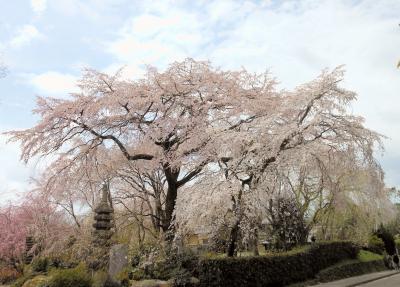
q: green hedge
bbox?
[315,259,386,283]
[199,241,359,287]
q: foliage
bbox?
[376,226,396,255]
[198,241,358,287]
[0,194,72,265]
[19,275,49,287]
[0,266,21,284]
[11,273,34,287]
[264,196,308,250]
[395,238,400,250]
[31,257,49,273]
[367,235,385,255]
[115,268,130,287]
[131,246,198,283]
[92,270,121,287]
[47,263,92,287]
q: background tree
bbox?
[0,193,71,267]
[177,65,389,256]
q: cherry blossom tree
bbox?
[7,59,275,240]
[177,66,386,256]
[0,204,26,266]
[7,59,389,255]
[0,193,71,266]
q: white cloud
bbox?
[31,0,47,14]
[29,71,79,95]
[9,25,43,48]
[103,62,145,81]
[107,7,208,71]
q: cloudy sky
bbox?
[0,0,399,202]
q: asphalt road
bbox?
[357,273,400,286]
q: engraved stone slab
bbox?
[108,244,128,278]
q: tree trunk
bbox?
[253,228,259,256]
[161,164,180,241]
[227,220,240,257]
[163,184,177,242]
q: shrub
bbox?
[199,241,359,287]
[115,267,130,287]
[367,235,385,254]
[19,275,49,287]
[92,270,121,287]
[47,263,92,287]
[31,257,49,273]
[0,266,21,284]
[11,274,34,287]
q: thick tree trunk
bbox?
[163,184,178,242]
[161,164,180,241]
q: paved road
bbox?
[357,272,400,286]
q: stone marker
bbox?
[108,243,128,278]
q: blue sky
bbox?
[1,0,400,202]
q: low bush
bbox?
[92,270,121,287]
[199,241,359,287]
[31,257,49,273]
[115,267,130,287]
[47,263,92,287]
[19,275,49,287]
[11,274,34,287]
[0,266,21,284]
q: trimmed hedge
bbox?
[315,259,386,283]
[199,241,359,287]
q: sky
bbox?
[0,0,399,203]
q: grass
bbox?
[358,250,384,262]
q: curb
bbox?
[346,271,400,287]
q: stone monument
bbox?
[108,244,129,279]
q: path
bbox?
[312,270,399,287]
[356,272,400,286]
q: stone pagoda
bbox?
[93,184,114,247]
[24,236,34,264]
[89,184,114,270]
